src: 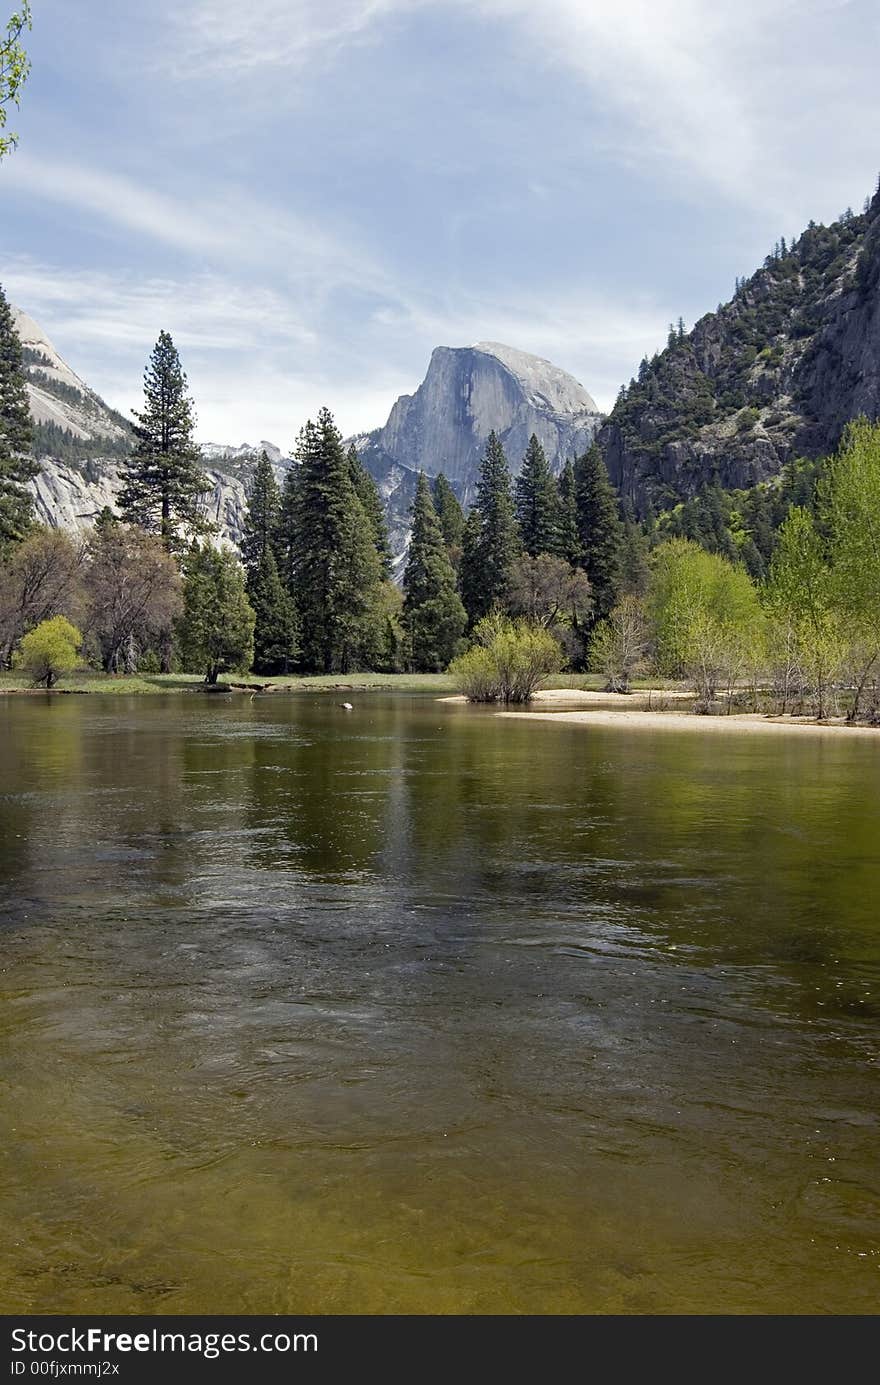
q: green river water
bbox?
[0,693,878,1313]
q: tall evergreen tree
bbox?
[573,443,623,620]
[432,473,465,564]
[348,443,392,575]
[117,331,210,551]
[275,463,300,592]
[241,451,298,674]
[619,518,651,596]
[293,408,384,672]
[458,509,484,628]
[555,459,581,566]
[0,283,37,551]
[515,434,561,556]
[461,431,520,625]
[403,473,467,671]
[177,544,255,685]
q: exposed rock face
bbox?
[601,191,880,510]
[356,342,602,501]
[12,307,131,447]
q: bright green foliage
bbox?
[402,473,466,671]
[0,3,30,159]
[177,544,255,684]
[432,473,464,565]
[573,444,623,620]
[0,282,37,550]
[241,452,298,673]
[555,460,581,566]
[648,538,762,708]
[819,418,880,717]
[515,434,561,556]
[460,431,520,625]
[292,409,384,672]
[348,444,392,576]
[118,332,210,552]
[449,613,563,704]
[15,614,81,687]
[766,508,841,718]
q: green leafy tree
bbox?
[0,282,37,550]
[241,451,298,673]
[515,434,560,556]
[118,332,210,551]
[15,614,81,687]
[177,544,255,684]
[766,508,842,719]
[0,3,30,159]
[555,460,581,566]
[348,444,391,575]
[292,409,384,672]
[649,538,763,710]
[402,473,467,671]
[275,463,300,592]
[819,418,880,719]
[574,444,623,620]
[460,431,520,625]
[432,473,464,566]
[619,519,651,596]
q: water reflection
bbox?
[1,694,878,1312]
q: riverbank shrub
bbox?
[450,614,563,703]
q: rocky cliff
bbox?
[354,341,602,500]
[601,188,880,511]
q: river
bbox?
[1,693,878,1312]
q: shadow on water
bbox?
[0,693,879,1312]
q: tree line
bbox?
[3,278,880,717]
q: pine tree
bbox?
[403,473,467,671]
[515,434,561,556]
[117,331,210,551]
[556,459,581,566]
[432,473,464,564]
[241,451,298,673]
[275,464,300,592]
[293,408,384,672]
[0,283,37,551]
[241,451,281,570]
[177,544,255,684]
[348,443,392,575]
[458,509,484,628]
[461,431,520,625]
[618,518,651,596]
[573,444,623,620]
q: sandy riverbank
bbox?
[438,688,693,707]
[496,706,880,738]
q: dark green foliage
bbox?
[573,444,623,620]
[402,473,467,671]
[555,459,581,565]
[432,472,464,564]
[619,519,651,596]
[177,543,255,684]
[515,434,561,556]
[458,509,483,629]
[460,431,521,625]
[292,408,384,672]
[31,421,132,462]
[0,282,37,550]
[275,464,300,591]
[348,443,391,575]
[241,451,298,673]
[117,332,210,551]
[247,548,299,674]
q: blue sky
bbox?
[2,0,879,444]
